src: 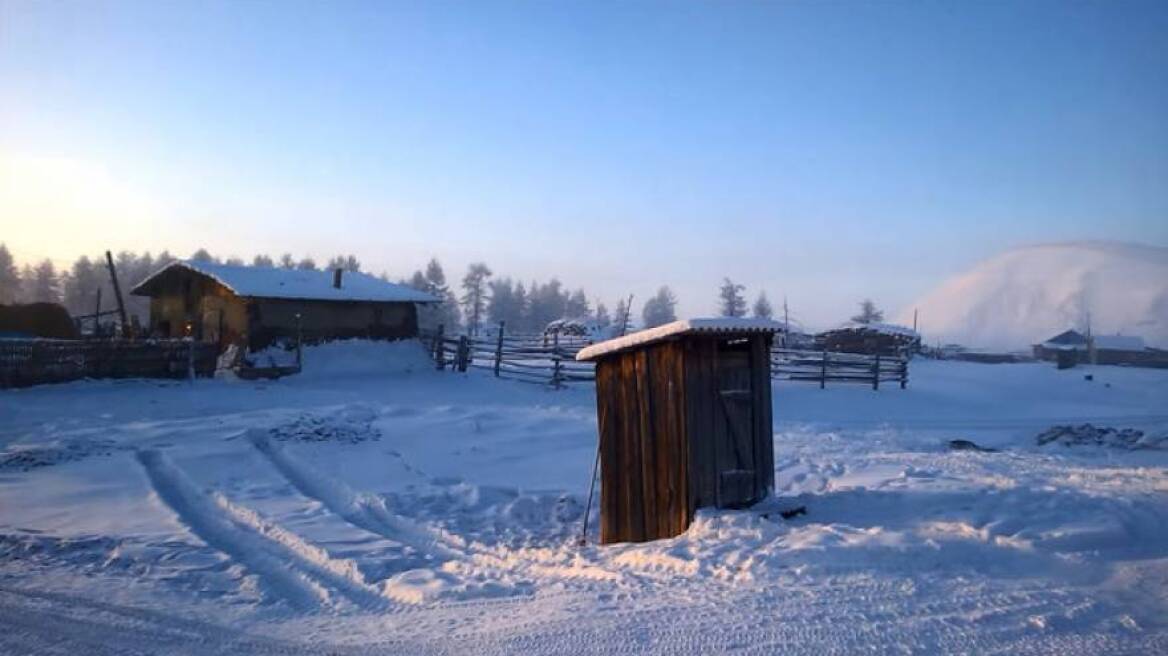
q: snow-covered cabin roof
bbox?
[131,260,439,304]
[1093,335,1146,351]
[576,318,783,361]
[829,321,921,339]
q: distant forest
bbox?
[0,243,787,334]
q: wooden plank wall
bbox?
[596,342,689,544]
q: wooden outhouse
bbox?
[576,318,782,544]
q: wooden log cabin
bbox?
[576,318,782,544]
[130,261,438,351]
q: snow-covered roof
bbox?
[131,260,439,304]
[576,318,783,361]
[1093,335,1146,351]
[833,321,921,339]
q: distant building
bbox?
[131,261,438,350]
[1033,329,1166,367]
[816,322,921,356]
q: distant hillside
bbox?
[897,242,1168,350]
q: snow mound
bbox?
[248,338,433,379]
[269,405,381,444]
[1036,424,1168,450]
[898,242,1168,349]
[0,438,120,471]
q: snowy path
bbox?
[2,348,1167,654]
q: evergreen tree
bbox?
[613,297,632,335]
[642,286,678,328]
[252,254,274,268]
[223,256,245,266]
[28,260,61,303]
[565,288,590,319]
[297,257,317,270]
[190,248,216,263]
[594,302,611,329]
[752,291,773,319]
[63,255,102,315]
[279,253,296,269]
[851,299,884,324]
[718,278,747,317]
[327,254,361,272]
[460,263,492,336]
[0,243,18,304]
[423,258,459,330]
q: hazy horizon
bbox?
[3,1,1166,326]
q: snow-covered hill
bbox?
[898,242,1168,350]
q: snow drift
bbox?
[898,242,1168,350]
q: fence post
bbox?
[494,321,505,377]
[295,313,303,371]
[820,350,827,389]
[187,337,195,383]
[434,324,446,370]
[457,335,469,372]
[900,358,908,389]
[873,354,880,390]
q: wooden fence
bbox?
[423,324,909,390]
[0,338,218,388]
[423,324,594,387]
[772,348,908,389]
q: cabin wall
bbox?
[248,299,418,349]
[596,341,689,544]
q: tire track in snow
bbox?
[247,430,466,562]
[136,449,398,610]
[245,430,746,589]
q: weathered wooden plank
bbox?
[752,335,776,495]
[596,359,621,544]
[618,353,646,543]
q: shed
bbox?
[130,261,438,350]
[576,318,782,544]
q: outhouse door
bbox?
[714,341,757,507]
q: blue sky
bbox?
[2,0,1165,327]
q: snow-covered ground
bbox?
[2,340,1167,654]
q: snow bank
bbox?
[249,338,433,379]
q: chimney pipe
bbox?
[333,268,343,289]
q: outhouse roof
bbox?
[576,318,783,361]
[130,260,439,304]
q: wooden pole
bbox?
[105,251,129,338]
[435,324,446,370]
[873,354,881,390]
[552,331,562,388]
[93,288,102,336]
[295,312,303,371]
[578,443,601,546]
[820,350,827,389]
[494,321,505,377]
[457,335,469,372]
[900,357,908,389]
[187,337,195,383]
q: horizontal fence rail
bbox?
[0,338,217,388]
[423,324,909,390]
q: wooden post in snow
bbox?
[434,324,446,370]
[820,350,828,389]
[551,330,562,389]
[873,354,881,390]
[457,335,469,372]
[295,312,303,371]
[494,321,505,377]
[105,251,129,338]
[93,288,102,336]
[900,357,908,389]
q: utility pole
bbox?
[105,250,129,337]
[913,308,918,333]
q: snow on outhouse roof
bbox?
[130,260,439,303]
[576,318,783,361]
[834,321,921,339]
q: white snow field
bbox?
[2,340,1167,654]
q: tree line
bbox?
[1,243,835,335]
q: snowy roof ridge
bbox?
[576,317,783,361]
[131,260,439,304]
[836,321,921,338]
